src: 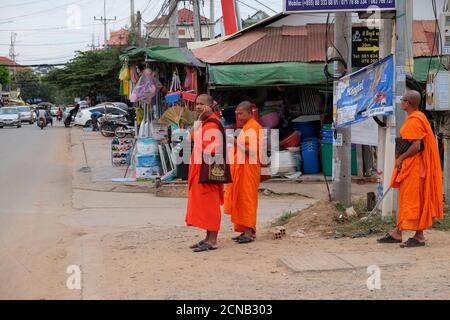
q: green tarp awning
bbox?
[208,62,326,86]
[208,57,443,87]
[120,46,205,68]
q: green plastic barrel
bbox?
[320,142,357,177]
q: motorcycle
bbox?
[56,113,63,122]
[99,115,132,138]
[114,122,134,138]
[38,118,46,130]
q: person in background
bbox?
[90,110,102,131]
[224,101,262,244]
[186,94,225,252]
[377,90,443,248]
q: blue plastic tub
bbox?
[301,147,320,174]
[292,121,320,141]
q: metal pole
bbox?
[332,12,352,208]
[193,0,202,41]
[379,17,394,219]
[130,0,136,36]
[209,0,215,39]
[168,0,179,47]
[104,0,107,46]
[445,0,450,204]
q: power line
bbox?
[0,0,91,22]
[251,0,278,14]
[0,41,89,47]
[0,0,52,9]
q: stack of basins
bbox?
[292,117,321,174]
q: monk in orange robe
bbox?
[186,94,224,252]
[377,90,443,247]
[224,101,262,244]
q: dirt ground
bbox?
[2,126,450,300]
[62,198,450,300]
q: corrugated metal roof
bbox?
[192,20,439,64]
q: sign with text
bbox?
[284,0,396,13]
[334,55,394,128]
[352,27,379,68]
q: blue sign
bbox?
[284,0,396,12]
[335,55,394,128]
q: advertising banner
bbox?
[284,0,396,13]
[334,55,394,128]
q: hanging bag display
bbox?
[198,118,232,184]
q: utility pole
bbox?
[9,32,18,88]
[234,0,242,31]
[94,0,116,47]
[379,17,395,219]
[209,0,215,39]
[444,0,450,204]
[136,10,142,47]
[130,0,136,36]
[169,0,179,47]
[332,12,352,208]
[192,0,202,41]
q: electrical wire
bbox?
[0,41,89,47]
[0,0,91,22]
[251,0,277,14]
[323,13,347,81]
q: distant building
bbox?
[242,11,269,29]
[0,56,22,92]
[107,28,129,46]
[145,8,211,46]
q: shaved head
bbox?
[236,101,253,113]
[196,94,213,106]
[404,90,421,109]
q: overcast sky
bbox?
[0,0,447,65]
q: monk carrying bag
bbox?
[395,138,424,156]
[198,118,232,184]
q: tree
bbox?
[0,65,10,88]
[15,68,56,102]
[45,47,122,103]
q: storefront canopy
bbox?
[208,62,326,87]
[120,46,205,68]
[208,57,441,87]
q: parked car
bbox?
[0,107,22,128]
[17,106,34,124]
[95,102,130,112]
[50,106,59,117]
[74,105,127,127]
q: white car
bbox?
[17,106,34,124]
[74,105,127,127]
[0,107,22,128]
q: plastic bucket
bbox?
[292,121,320,141]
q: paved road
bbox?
[0,121,78,299]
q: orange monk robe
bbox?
[185,113,224,231]
[390,111,443,231]
[224,118,262,232]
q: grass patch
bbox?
[335,215,396,238]
[271,211,298,227]
[432,205,450,231]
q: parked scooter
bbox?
[114,122,134,138]
[99,115,132,138]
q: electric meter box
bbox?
[426,70,450,111]
[440,12,450,55]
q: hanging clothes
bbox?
[119,64,131,97]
